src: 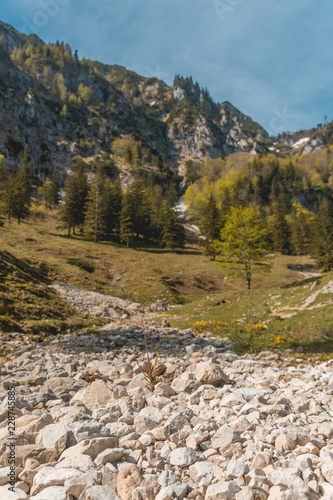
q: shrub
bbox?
[67,258,95,273]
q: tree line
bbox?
[185,153,333,277]
[0,154,185,252]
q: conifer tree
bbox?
[270,201,291,255]
[120,192,135,248]
[99,179,122,241]
[2,172,15,221]
[311,201,333,270]
[159,202,185,252]
[11,150,32,224]
[60,160,88,235]
[49,168,61,208]
[291,210,310,255]
[84,172,104,242]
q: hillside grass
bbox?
[0,214,332,358]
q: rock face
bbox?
[0,20,271,183]
[1,323,333,499]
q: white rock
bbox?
[86,485,121,499]
[30,486,69,500]
[322,462,333,485]
[156,486,174,500]
[205,480,241,499]
[226,460,250,478]
[32,467,82,495]
[0,484,28,499]
[95,448,126,465]
[169,447,198,466]
[35,423,68,455]
[189,461,225,486]
[196,361,229,386]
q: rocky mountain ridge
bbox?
[0,20,269,180]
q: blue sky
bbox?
[1,0,333,134]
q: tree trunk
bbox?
[68,221,71,236]
[246,271,251,290]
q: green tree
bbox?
[60,161,88,235]
[291,205,311,255]
[11,151,32,224]
[38,169,60,209]
[310,201,333,271]
[99,179,122,241]
[270,201,291,255]
[84,173,104,242]
[159,202,185,252]
[120,192,136,248]
[215,207,269,290]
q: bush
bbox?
[67,258,95,273]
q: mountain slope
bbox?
[0,20,271,180]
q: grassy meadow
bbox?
[0,212,333,359]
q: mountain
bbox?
[0,20,272,181]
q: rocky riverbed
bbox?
[1,323,333,499]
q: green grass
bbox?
[0,215,333,359]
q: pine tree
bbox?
[2,171,15,221]
[120,192,135,248]
[199,195,221,260]
[270,201,291,255]
[120,179,152,247]
[84,173,104,242]
[11,151,32,224]
[49,168,60,208]
[60,161,88,235]
[311,201,333,270]
[99,179,122,241]
[291,210,310,255]
[159,202,185,252]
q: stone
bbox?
[205,481,241,499]
[95,448,126,465]
[158,470,177,487]
[132,486,155,500]
[0,466,22,486]
[232,360,266,373]
[31,467,82,495]
[169,447,198,466]
[196,361,229,386]
[264,468,310,494]
[212,425,241,448]
[35,423,68,456]
[275,433,296,452]
[116,465,142,500]
[134,415,160,434]
[86,485,121,500]
[64,469,101,497]
[30,486,69,499]
[81,437,120,459]
[189,461,225,487]
[0,484,28,499]
[156,486,174,500]
[81,380,113,406]
[226,460,250,478]
[321,462,333,485]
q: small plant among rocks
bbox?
[133,320,160,391]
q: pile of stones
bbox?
[0,324,333,499]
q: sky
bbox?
[1,0,333,134]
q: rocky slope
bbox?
[1,304,333,499]
[0,20,270,180]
